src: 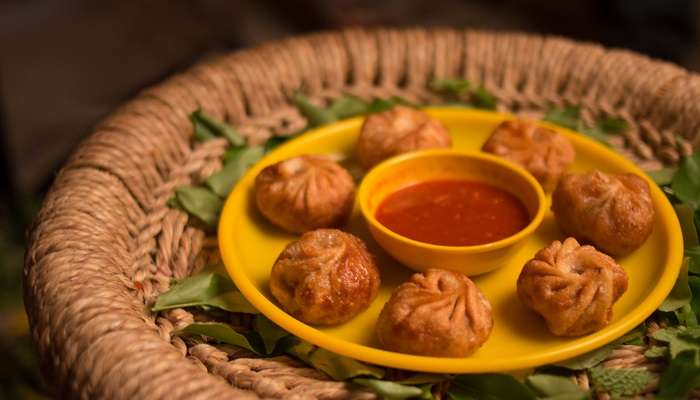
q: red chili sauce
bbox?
[375,179,530,246]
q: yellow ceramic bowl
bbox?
[358,149,546,275]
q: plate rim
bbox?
[219,107,683,373]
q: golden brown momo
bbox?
[551,170,655,256]
[482,119,575,191]
[517,238,628,336]
[375,269,493,357]
[357,106,451,169]
[269,229,380,325]
[255,155,355,234]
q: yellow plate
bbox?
[219,108,683,373]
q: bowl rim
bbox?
[357,148,547,253]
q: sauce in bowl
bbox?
[375,179,530,246]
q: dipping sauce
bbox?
[375,179,530,246]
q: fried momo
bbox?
[375,269,493,357]
[551,170,654,256]
[255,155,355,234]
[357,106,451,169]
[517,238,628,336]
[482,119,575,191]
[269,229,380,325]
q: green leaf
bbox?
[579,125,611,146]
[390,96,418,107]
[365,96,417,114]
[293,91,338,127]
[190,109,245,146]
[429,78,471,95]
[687,246,700,275]
[588,367,653,398]
[647,167,678,186]
[192,117,216,142]
[660,259,692,312]
[448,374,536,400]
[253,315,289,355]
[657,350,700,399]
[417,384,436,400]
[328,95,369,119]
[205,292,259,314]
[471,87,497,110]
[680,326,700,339]
[152,273,257,313]
[596,117,628,134]
[664,186,677,198]
[537,106,619,147]
[395,374,451,385]
[672,152,700,208]
[676,204,700,248]
[172,186,223,227]
[553,343,616,370]
[206,146,264,197]
[552,327,643,369]
[652,327,700,358]
[264,136,289,153]
[538,395,588,400]
[676,303,699,327]
[619,325,646,346]
[689,276,700,317]
[543,106,581,131]
[644,346,669,359]
[177,322,262,354]
[367,98,398,113]
[222,145,244,164]
[263,133,303,154]
[353,378,424,399]
[525,374,588,400]
[167,195,182,209]
[286,340,384,380]
[427,78,495,109]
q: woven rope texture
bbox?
[24,28,700,399]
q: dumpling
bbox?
[551,170,654,256]
[255,155,355,234]
[269,229,380,325]
[517,238,628,336]
[357,106,451,169]
[482,119,575,191]
[375,269,493,357]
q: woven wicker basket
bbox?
[24,28,700,399]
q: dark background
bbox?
[0,0,698,398]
